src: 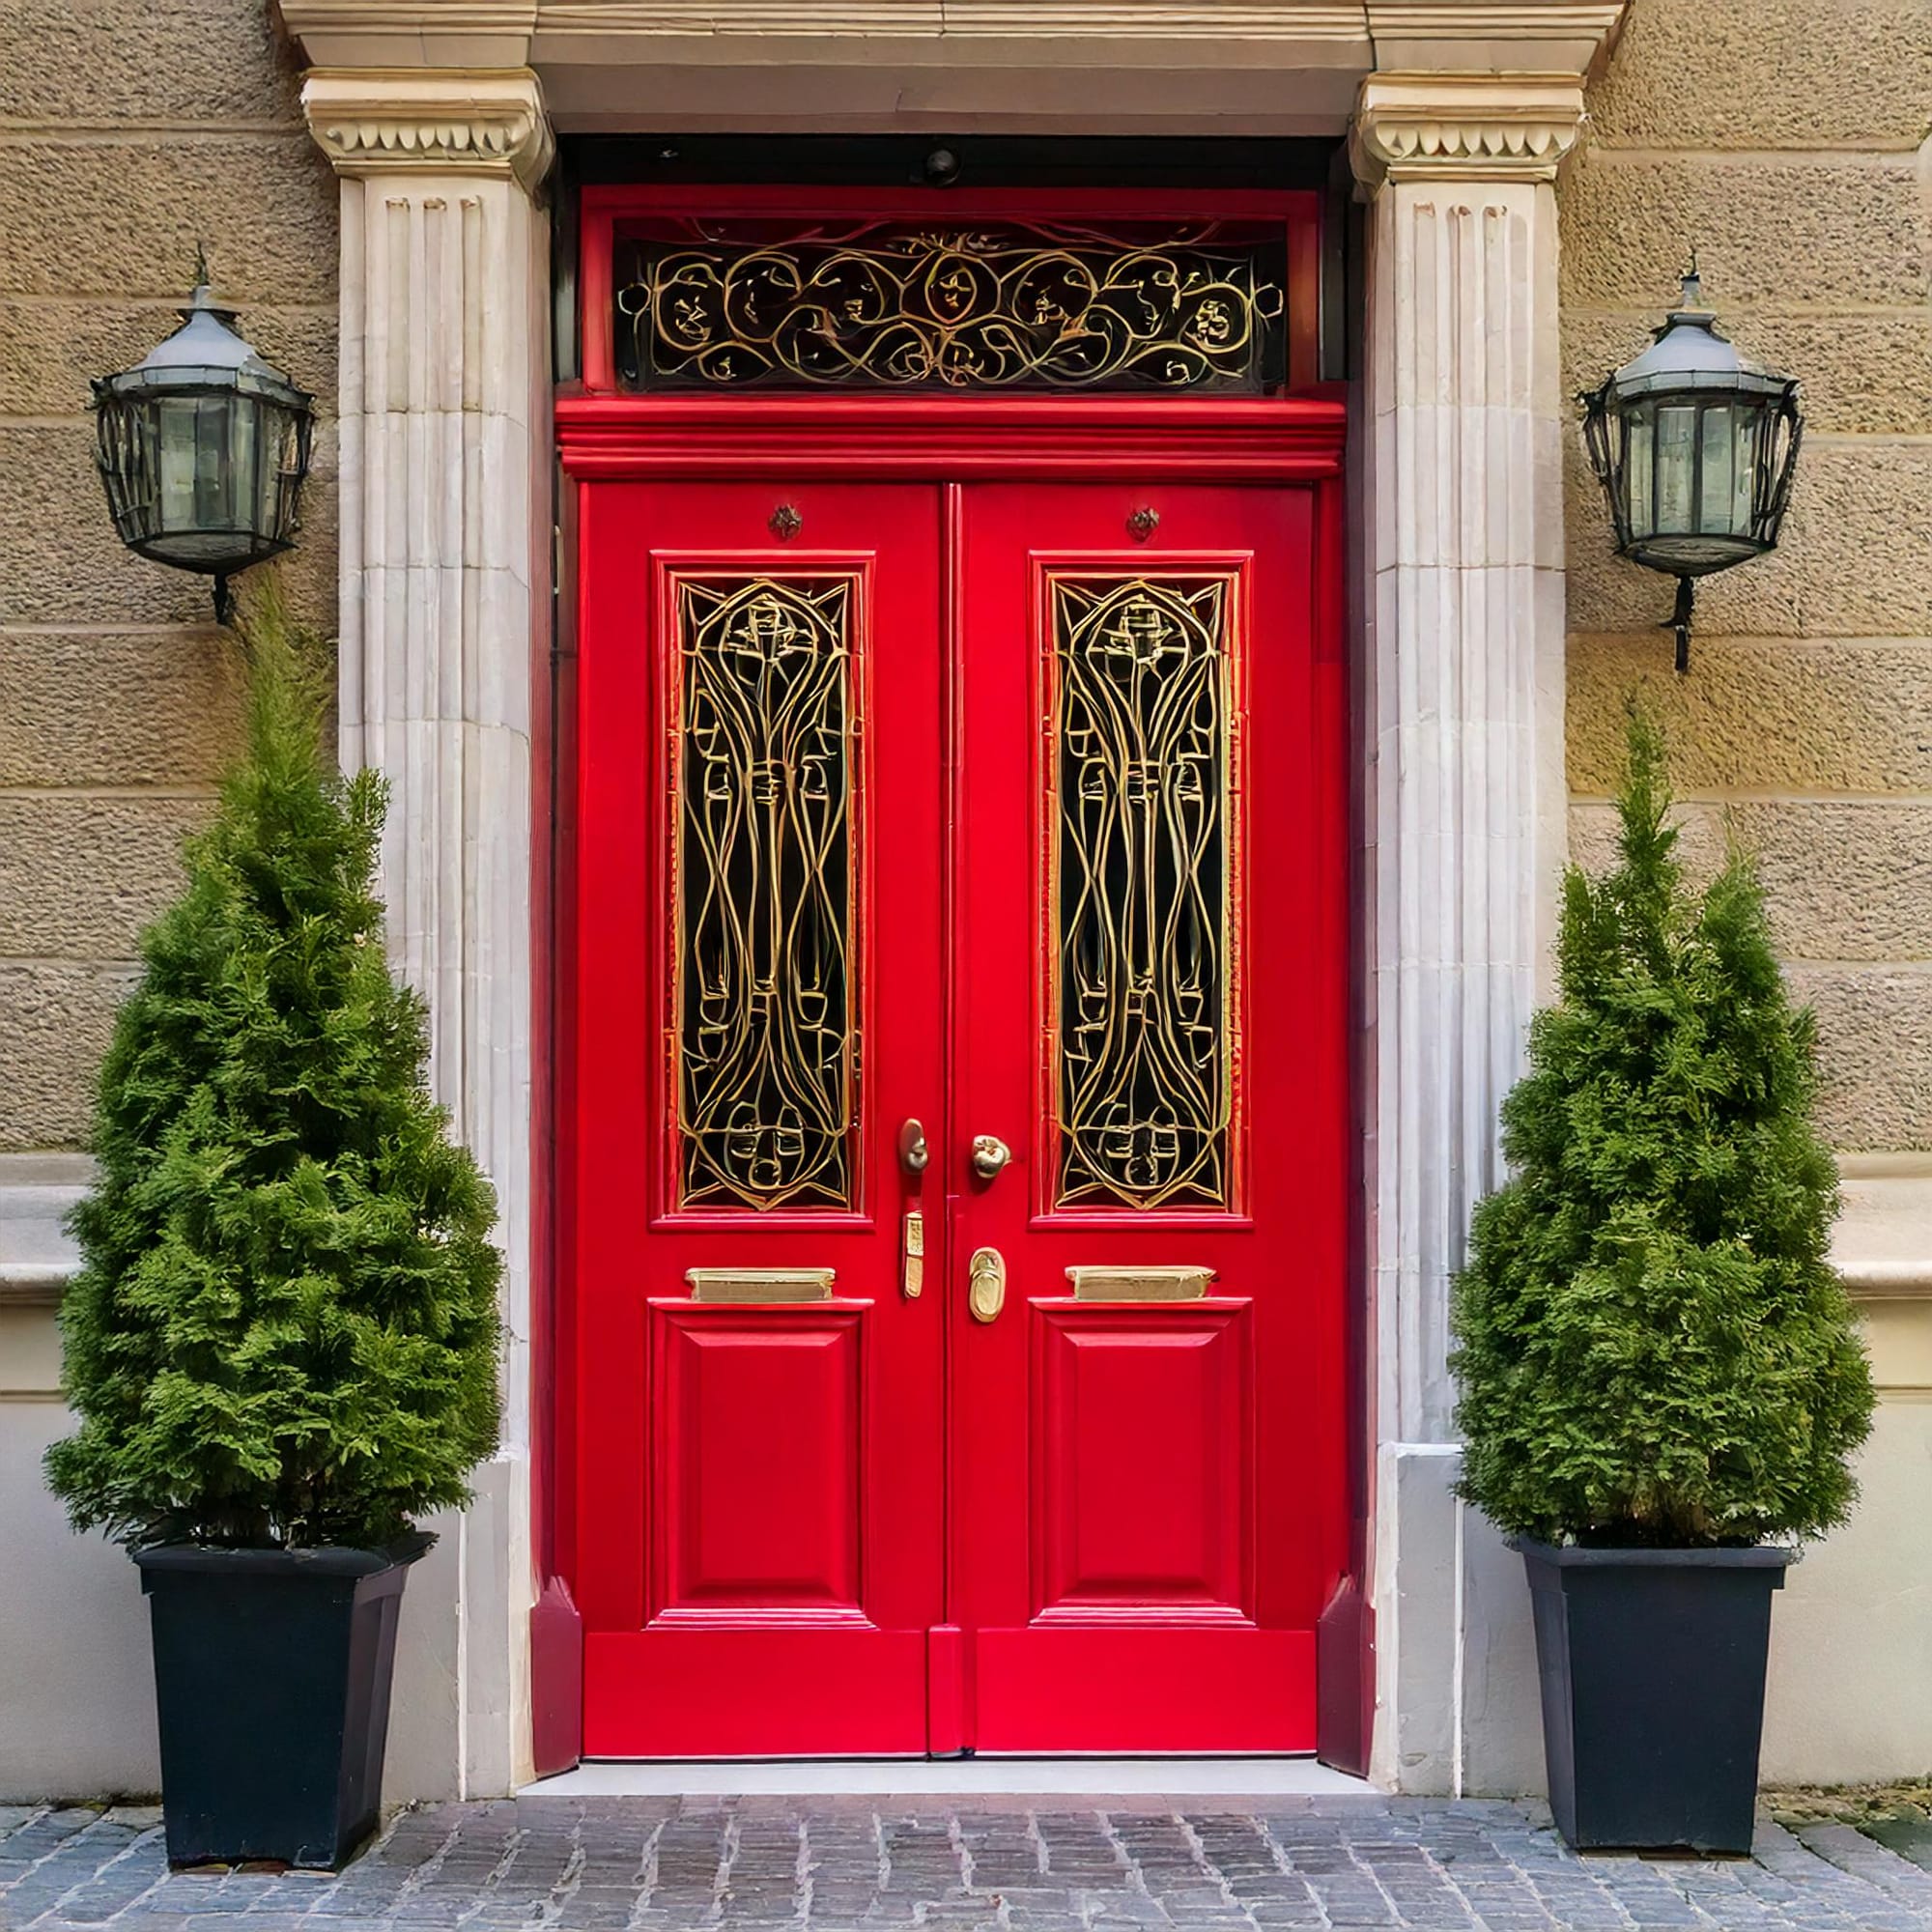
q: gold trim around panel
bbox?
[1066,1264,1216,1301]
[673,575,860,1213]
[1049,574,1238,1211]
[687,1267,838,1303]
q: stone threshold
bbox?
[525,1757,1376,1797]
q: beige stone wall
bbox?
[1563,0,1932,1152]
[1560,0,1932,1787]
[0,0,337,1153]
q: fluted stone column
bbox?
[301,69,553,1799]
[1351,74,1585,1794]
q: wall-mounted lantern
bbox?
[92,255,314,624]
[1580,268,1802,672]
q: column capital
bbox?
[1350,72,1587,189]
[299,67,554,196]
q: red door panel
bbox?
[574,481,946,1755]
[1032,1301,1252,1617]
[951,483,1348,1751]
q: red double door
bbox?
[573,475,1345,1756]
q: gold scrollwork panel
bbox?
[614,221,1286,393]
[673,577,860,1212]
[1049,576,1238,1211]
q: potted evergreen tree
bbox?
[45,586,501,1871]
[1451,709,1875,1856]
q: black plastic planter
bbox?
[135,1534,430,1869]
[1517,1539,1797,1855]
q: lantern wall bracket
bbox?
[1662,575,1694,675]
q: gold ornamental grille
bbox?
[614,221,1287,393]
[672,577,860,1212]
[1049,575,1237,1210]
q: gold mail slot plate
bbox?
[1065,1264,1214,1302]
[687,1267,836,1303]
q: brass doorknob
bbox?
[970,1134,1011,1179]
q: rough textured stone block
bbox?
[1567,635,1932,794]
[1566,439,1932,640]
[0,628,247,787]
[0,421,337,628]
[1584,0,1932,151]
[0,298,335,420]
[0,0,303,124]
[1562,307,1932,439]
[0,135,337,305]
[0,797,210,958]
[1558,149,1929,313]
[1787,966,1932,1150]
[1571,799,1932,961]
[0,962,132,1151]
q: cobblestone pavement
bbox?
[8,1796,1932,1932]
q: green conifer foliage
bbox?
[1450,709,1874,1548]
[45,586,501,1551]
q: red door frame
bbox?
[538,182,1358,1770]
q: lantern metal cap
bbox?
[1597,268,1793,403]
[91,280,313,413]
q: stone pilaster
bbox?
[1351,71,1585,1794]
[301,66,553,1799]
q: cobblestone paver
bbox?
[6,1797,1932,1932]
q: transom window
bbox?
[611,220,1289,394]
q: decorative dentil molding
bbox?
[299,69,554,194]
[1350,74,1588,187]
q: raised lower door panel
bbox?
[1031,1300,1253,1618]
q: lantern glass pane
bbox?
[157,396,199,531]
[231,397,261,535]
[1698,404,1737,537]
[193,396,231,530]
[1732,406,1760,535]
[1655,403,1696,535]
[1627,409,1654,539]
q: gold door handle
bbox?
[970,1134,1011,1180]
[899,1118,929,1176]
[901,1208,924,1300]
[968,1246,1006,1323]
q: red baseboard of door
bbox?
[584,1629,930,1758]
[1315,1576,1374,1776]
[531,1575,585,1776]
[972,1627,1315,1753]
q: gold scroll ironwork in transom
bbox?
[673,577,859,1212]
[1049,576,1237,1210]
[614,221,1286,393]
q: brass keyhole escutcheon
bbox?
[969,1246,1006,1323]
